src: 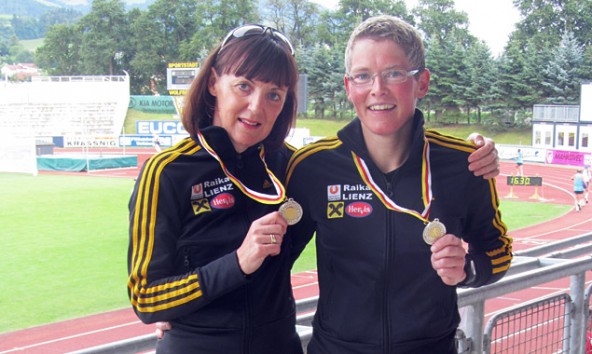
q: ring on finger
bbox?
[270,234,277,244]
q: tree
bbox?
[495,42,529,110]
[297,42,345,119]
[264,0,320,48]
[38,8,83,35]
[414,0,474,121]
[542,31,584,104]
[127,0,201,94]
[24,0,590,120]
[305,44,334,118]
[11,15,42,40]
[423,39,461,121]
[146,0,201,61]
[514,0,592,48]
[35,24,82,75]
[463,40,495,123]
[126,8,167,94]
[413,0,470,46]
[509,0,592,108]
[490,39,547,126]
[333,0,410,48]
[0,25,16,61]
[579,46,592,81]
[179,0,260,63]
[77,0,129,75]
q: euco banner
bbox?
[136,120,187,135]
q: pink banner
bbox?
[545,149,591,166]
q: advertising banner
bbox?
[136,120,187,135]
[128,96,178,114]
[545,149,591,167]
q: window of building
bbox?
[568,132,575,147]
[545,131,552,145]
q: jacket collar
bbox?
[196,125,262,162]
[337,109,427,172]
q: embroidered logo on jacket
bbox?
[191,177,235,215]
[326,183,373,219]
[263,179,273,189]
[345,202,373,218]
[327,185,341,201]
[211,193,235,209]
[191,198,211,215]
[191,183,204,199]
[327,202,344,218]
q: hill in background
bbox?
[0,0,155,18]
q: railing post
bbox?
[569,272,587,354]
[459,301,485,354]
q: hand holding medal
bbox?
[352,138,444,246]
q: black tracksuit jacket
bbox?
[285,111,513,354]
[128,126,302,354]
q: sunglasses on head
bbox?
[218,24,295,56]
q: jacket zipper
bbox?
[383,175,394,353]
[182,247,190,268]
[240,193,252,354]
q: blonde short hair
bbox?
[344,15,425,74]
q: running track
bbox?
[1,154,591,354]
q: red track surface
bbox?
[1,156,591,354]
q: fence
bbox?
[71,232,592,354]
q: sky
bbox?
[310,0,521,56]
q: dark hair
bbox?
[182,29,298,150]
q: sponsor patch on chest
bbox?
[326,184,373,219]
[191,177,236,215]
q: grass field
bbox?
[0,174,134,332]
[19,38,44,52]
[293,118,531,145]
[0,172,570,333]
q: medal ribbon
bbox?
[197,131,286,205]
[352,136,433,223]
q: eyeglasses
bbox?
[219,24,295,56]
[347,69,420,86]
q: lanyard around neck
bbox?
[197,131,286,205]
[352,136,433,223]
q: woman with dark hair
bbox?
[127,25,303,353]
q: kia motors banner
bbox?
[128,96,178,114]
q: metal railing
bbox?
[484,293,571,353]
[71,232,592,354]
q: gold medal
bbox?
[279,198,303,225]
[422,218,446,245]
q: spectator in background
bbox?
[152,134,162,152]
[515,148,524,176]
[583,165,591,203]
[572,168,586,211]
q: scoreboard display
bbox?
[170,70,194,85]
[506,176,543,186]
[167,62,199,95]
